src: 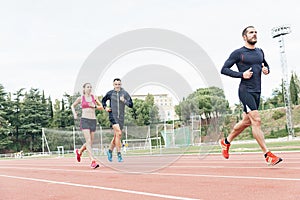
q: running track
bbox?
[0,152,299,200]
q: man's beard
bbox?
[247,38,257,45]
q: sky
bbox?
[0,0,299,106]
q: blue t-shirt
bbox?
[221,46,269,93]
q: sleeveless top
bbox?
[81,95,95,109]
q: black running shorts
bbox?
[238,89,261,113]
[109,114,124,130]
[80,118,97,132]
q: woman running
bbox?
[71,83,103,169]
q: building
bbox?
[132,94,179,121]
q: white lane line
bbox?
[0,174,200,200]
[1,166,300,182]
[2,164,300,171]
[168,165,300,170]
[150,172,300,182]
[0,166,102,173]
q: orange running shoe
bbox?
[75,149,81,162]
[219,139,230,159]
[91,160,99,169]
[265,151,282,166]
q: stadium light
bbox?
[271,25,291,38]
[271,25,294,139]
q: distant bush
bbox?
[266,128,288,138]
[272,110,285,120]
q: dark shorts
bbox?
[80,118,97,132]
[109,114,124,130]
[238,90,260,113]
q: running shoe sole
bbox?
[268,157,283,166]
[118,157,123,162]
[91,164,100,169]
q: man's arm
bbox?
[261,49,270,74]
[221,50,244,78]
[123,91,133,108]
[101,92,110,109]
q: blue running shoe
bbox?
[107,150,112,162]
[117,152,123,162]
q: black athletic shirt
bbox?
[102,88,133,122]
[221,46,269,93]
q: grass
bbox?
[1,138,299,160]
[112,138,300,155]
[225,105,300,141]
[228,140,300,152]
[2,105,300,159]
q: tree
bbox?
[40,90,50,128]
[124,94,160,126]
[47,96,53,123]
[50,93,76,129]
[51,99,62,128]
[6,88,25,151]
[131,99,148,125]
[0,84,13,153]
[21,88,48,151]
[61,98,66,128]
[175,87,230,122]
[264,73,300,108]
[175,98,198,122]
[97,109,111,128]
[233,102,243,121]
[145,94,160,124]
[290,72,300,105]
[62,93,76,129]
[265,87,284,108]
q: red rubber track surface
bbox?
[0,152,299,200]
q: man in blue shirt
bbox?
[220,26,282,166]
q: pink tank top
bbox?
[81,95,95,109]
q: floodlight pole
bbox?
[271,25,294,139]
